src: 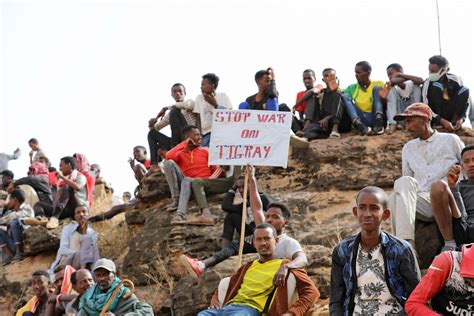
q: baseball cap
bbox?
[393,102,433,121]
[460,243,474,279]
[93,258,116,273]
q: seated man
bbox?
[430,145,474,250]
[220,176,271,249]
[0,189,34,264]
[0,148,20,173]
[1,170,39,208]
[342,61,385,135]
[385,63,423,133]
[180,166,307,283]
[292,69,324,135]
[330,186,421,315]
[65,269,95,315]
[422,55,471,132]
[197,223,319,316]
[406,243,474,315]
[89,197,137,223]
[239,68,279,111]
[78,258,154,315]
[49,205,100,273]
[192,73,232,147]
[128,146,151,184]
[46,265,77,315]
[389,103,464,251]
[40,156,88,229]
[28,138,50,167]
[295,68,351,139]
[148,83,197,166]
[8,162,53,216]
[16,270,52,316]
[164,125,221,222]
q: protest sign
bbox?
[208,109,292,167]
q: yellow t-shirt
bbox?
[228,259,283,312]
[345,80,384,113]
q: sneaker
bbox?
[373,116,385,135]
[186,215,214,226]
[441,244,457,252]
[179,254,203,278]
[354,119,368,136]
[170,213,186,225]
[11,252,24,262]
[46,217,59,229]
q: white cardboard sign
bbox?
[208,109,292,167]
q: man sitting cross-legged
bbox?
[49,205,100,274]
[430,145,474,250]
[180,165,307,286]
[197,223,320,316]
[330,186,421,315]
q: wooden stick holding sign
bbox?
[236,165,249,269]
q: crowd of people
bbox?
[1,54,473,315]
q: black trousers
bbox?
[212,239,256,265]
[34,186,79,219]
[429,85,470,122]
[222,212,255,241]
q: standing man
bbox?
[330,186,421,315]
[389,103,464,251]
[42,156,88,229]
[192,73,232,147]
[240,68,279,111]
[422,55,471,132]
[342,61,385,135]
[28,138,50,167]
[0,148,20,173]
[147,83,197,166]
[430,145,474,250]
[197,223,319,316]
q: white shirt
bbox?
[402,131,464,192]
[353,244,403,315]
[192,92,232,135]
[274,233,304,259]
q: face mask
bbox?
[90,170,97,177]
[428,68,447,82]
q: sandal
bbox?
[170,214,186,225]
[186,215,214,226]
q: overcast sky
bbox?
[1,0,473,195]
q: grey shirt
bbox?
[452,180,474,224]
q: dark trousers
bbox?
[34,186,79,219]
[222,212,255,241]
[212,239,256,265]
[147,108,189,164]
[278,103,304,133]
[429,85,470,122]
[147,130,171,164]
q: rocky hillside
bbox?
[2,130,474,316]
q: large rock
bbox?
[138,169,170,201]
[23,223,66,255]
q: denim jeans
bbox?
[197,304,260,316]
[0,219,23,253]
[387,85,421,124]
[202,133,211,147]
[342,86,383,127]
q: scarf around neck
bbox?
[79,277,129,316]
